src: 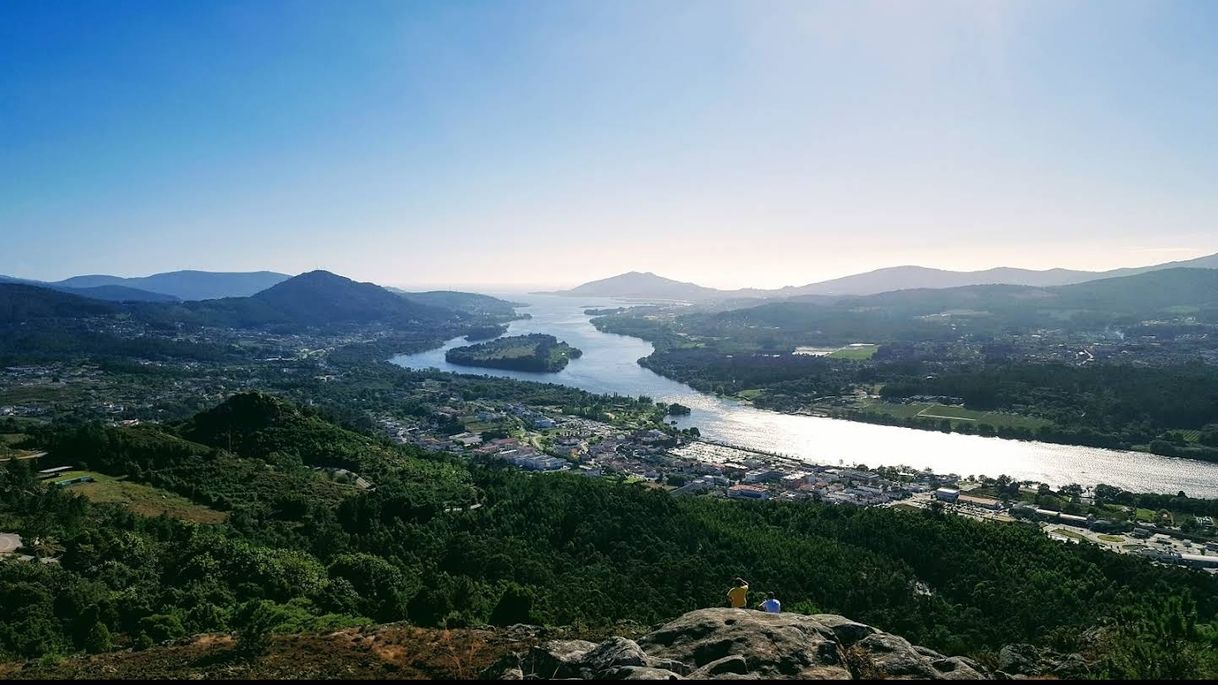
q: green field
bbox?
[850,398,1051,430]
[1135,507,1159,523]
[1050,528,1087,541]
[827,344,879,360]
[0,434,29,459]
[53,471,226,524]
[1175,429,1204,443]
[1097,534,1125,543]
[0,384,90,403]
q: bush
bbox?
[489,583,536,626]
[83,622,113,654]
[138,614,186,643]
[788,600,822,616]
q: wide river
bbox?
[392,294,1218,497]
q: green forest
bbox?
[1,393,1216,678]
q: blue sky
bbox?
[3,0,1218,289]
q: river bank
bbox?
[390,294,1218,497]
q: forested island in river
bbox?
[445,333,583,372]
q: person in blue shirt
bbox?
[759,593,781,613]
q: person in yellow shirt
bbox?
[727,577,749,608]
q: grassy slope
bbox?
[53,471,226,524]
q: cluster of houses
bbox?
[493,448,568,472]
[671,453,954,507]
[1135,535,1218,570]
[928,489,1218,573]
[506,403,557,430]
[932,487,1003,510]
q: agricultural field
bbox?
[1174,429,1204,443]
[53,471,226,524]
[827,343,879,360]
[849,398,1052,430]
[0,433,40,460]
[1136,507,1161,523]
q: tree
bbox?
[235,610,275,657]
[139,614,185,643]
[327,553,411,621]
[489,583,536,626]
[83,622,113,654]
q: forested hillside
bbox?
[0,394,1215,678]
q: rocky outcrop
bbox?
[996,643,1090,680]
[482,608,996,680]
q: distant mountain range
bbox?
[53,270,291,300]
[0,270,291,302]
[546,251,1218,302]
[668,267,1218,347]
[0,270,516,331]
[0,275,181,303]
[833,267,1218,316]
[544,271,724,301]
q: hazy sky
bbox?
[4,1,1218,289]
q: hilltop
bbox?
[1,270,523,336]
[239,270,455,327]
[0,608,1079,680]
[541,271,722,301]
[0,283,120,323]
[81,270,465,331]
[1,393,1214,679]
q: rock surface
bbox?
[481,608,1002,680]
[996,642,1090,680]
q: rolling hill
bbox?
[0,275,179,303]
[541,271,723,301]
[2,271,467,332]
[393,289,519,317]
[777,265,1098,297]
[51,270,290,300]
[552,251,1218,301]
[694,268,1218,340]
[244,270,455,326]
[123,270,461,330]
[0,283,119,323]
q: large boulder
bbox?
[639,608,852,679]
[602,666,685,680]
[580,637,650,676]
[996,643,1039,676]
[997,643,1089,680]
[847,633,988,680]
[486,609,1000,680]
[810,615,879,647]
[525,639,598,679]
